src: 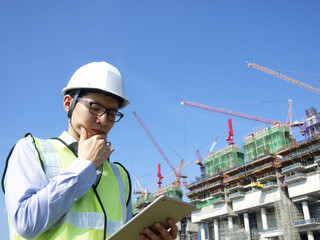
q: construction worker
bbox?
[2,61,178,240]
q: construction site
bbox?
[184,112,320,240]
[131,63,320,240]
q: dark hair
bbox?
[66,89,124,108]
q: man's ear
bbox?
[63,95,73,113]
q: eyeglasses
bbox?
[77,98,124,122]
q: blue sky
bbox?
[1,1,320,238]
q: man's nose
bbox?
[96,113,110,125]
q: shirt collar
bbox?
[59,131,78,145]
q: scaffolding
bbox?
[204,145,245,176]
[132,184,183,216]
[154,184,183,199]
[218,222,248,240]
[133,193,156,206]
[132,193,155,216]
[274,191,303,240]
[243,124,291,161]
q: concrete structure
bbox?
[176,215,198,240]
[186,127,320,239]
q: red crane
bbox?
[157,163,163,188]
[181,101,283,125]
[226,119,235,145]
[132,110,185,186]
[138,161,191,196]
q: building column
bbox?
[214,219,219,240]
[228,216,233,229]
[302,201,314,240]
[261,207,268,230]
[307,231,314,240]
[307,231,315,240]
[302,201,311,220]
[200,223,206,240]
[243,213,251,240]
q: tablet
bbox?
[108,195,196,240]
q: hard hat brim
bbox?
[62,86,130,109]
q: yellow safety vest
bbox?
[6,134,131,240]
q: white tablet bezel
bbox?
[108,195,196,240]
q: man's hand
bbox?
[139,219,178,240]
[78,126,114,168]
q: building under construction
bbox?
[131,64,320,239]
[185,107,320,240]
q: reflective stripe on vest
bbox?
[36,138,61,181]
[110,164,126,223]
[50,209,123,235]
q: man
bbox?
[2,61,178,239]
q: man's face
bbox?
[64,92,119,140]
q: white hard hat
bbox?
[62,61,130,109]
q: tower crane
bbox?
[208,136,220,154]
[195,150,205,179]
[157,163,163,188]
[181,101,283,126]
[157,161,191,188]
[247,62,320,94]
[134,161,191,197]
[132,110,187,186]
[133,177,147,195]
[226,119,235,145]
[196,136,219,179]
[181,101,304,137]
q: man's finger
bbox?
[79,126,88,143]
[167,219,178,238]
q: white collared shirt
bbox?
[4,131,132,239]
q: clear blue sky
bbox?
[1,1,320,238]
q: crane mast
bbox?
[157,163,163,188]
[226,119,235,145]
[195,149,206,179]
[248,62,320,94]
[132,110,183,186]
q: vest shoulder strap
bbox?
[49,137,78,156]
[1,144,15,194]
[2,133,44,194]
[113,162,132,206]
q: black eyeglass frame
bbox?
[77,98,124,122]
